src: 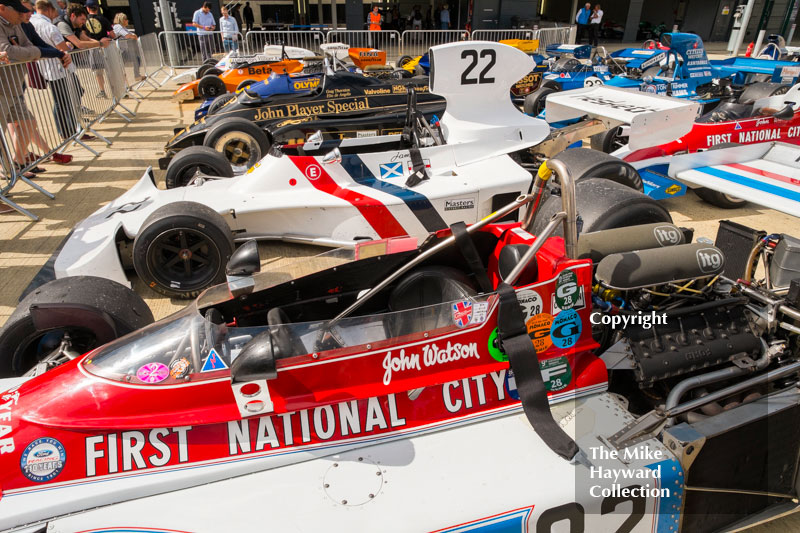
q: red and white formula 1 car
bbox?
[47,42,697,299]
[3,157,800,532]
[583,83,800,209]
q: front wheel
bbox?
[198,74,227,99]
[0,277,154,376]
[204,117,271,171]
[132,201,234,298]
[165,146,234,189]
[236,79,257,91]
[523,86,556,117]
[694,188,748,209]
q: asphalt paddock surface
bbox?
[0,79,799,531]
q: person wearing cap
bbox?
[0,0,46,183]
[83,0,113,98]
[191,2,215,62]
[31,0,78,159]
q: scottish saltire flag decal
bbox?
[379,162,404,179]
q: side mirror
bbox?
[231,330,277,383]
[226,240,260,296]
[773,104,795,121]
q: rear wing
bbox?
[710,57,800,85]
[609,48,665,69]
[669,143,800,217]
[544,43,592,59]
[544,86,699,150]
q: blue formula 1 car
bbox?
[194,72,323,120]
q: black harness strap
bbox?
[450,222,493,294]
[404,145,429,187]
[496,282,580,461]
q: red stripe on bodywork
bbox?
[291,155,407,238]
[728,163,800,186]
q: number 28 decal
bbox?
[461,49,496,85]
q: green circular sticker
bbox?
[541,355,571,392]
[555,269,580,311]
[488,328,508,362]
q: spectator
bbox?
[30,0,76,162]
[440,4,450,29]
[55,0,64,17]
[192,1,215,62]
[113,12,144,82]
[589,4,603,47]
[17,0,67,165]
[55,3,97,141]
[411,5,422,30]
[392,6,402,31]
[575,2,591,44]
[230,3,242,32]
[83,0,114,98]
[219,5,237,52]
[242,1,253,32]
[0,0,43,181]
[367,5,381,31]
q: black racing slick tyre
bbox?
[694,143,747,209]
[396,55,414,68]
[204,118,271,170]
[549,147,643,191]
[164,146,234,189]
[207,92,236,115]
[738,82,789,104]
[531,177,672,237]
[0,276,154,376]
[590,125,629,153]
[198,74,227,99]
[523,86,556,116]
[133,202,234,299]
[236,79,257,91]
[541,79,561,91]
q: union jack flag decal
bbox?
[452,300,473,328]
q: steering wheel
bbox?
[267,308,307,358]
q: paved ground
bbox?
[0,60,799,530]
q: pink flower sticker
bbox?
[136,362,169,383]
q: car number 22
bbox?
[461,49,496,85]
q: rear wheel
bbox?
[207,92,236,115]
[236,79,257,91]
[204,117,271,171]
[549,147,642,191]
[165,146,234,189]
[0,277,154,376]
[523,86,556,116]
[738,82,789,104]
[590,125,629,153]
[133,202,234,298]
[198,74,227,99]
[396,55,414,68]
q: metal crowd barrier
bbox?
[533,26,574,53]
[470,29,537,42]
[116,37,147,99]
[139,32,172,86]
[243,30,325,55]
[159,30,244,69]
[326,30,402,62]
[0,44,146,219]
[399,30,468,59]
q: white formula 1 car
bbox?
[52,42,699,299]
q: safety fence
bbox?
[0,34,166,220]
[243,30,326,56]
[158,26,575,67]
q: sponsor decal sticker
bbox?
[553,269,585,312]
[405,159,431,172]
[665,184,682,195]
[170,358,191,379]
[487,328,507,362]
[516,289,544,319]
[654,225,682,245]
[696,248,723,273]
[136,362,169,384]
[304,164,322,181]
[526,313,553,353]
[21,437,65,482]
[542,356,572,392]
[0,387,20,454]
[734,122,742,130]
[379,162,404,179]
[382,341,479,385]
[201,348,229,372]
[550,309,581,349]
[470,302,489,325]
[452,300,473,328]
[444,198,475,211]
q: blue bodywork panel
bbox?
[639,164,688,200]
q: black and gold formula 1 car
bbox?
[160,71,445,172]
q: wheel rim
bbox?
[534,95,547,117]
[609,127,629,151]
[146,227,222,293]
[213,131,260,171]
[12,328,98,375]
[174,163,220,187]
[723,194,746,205]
